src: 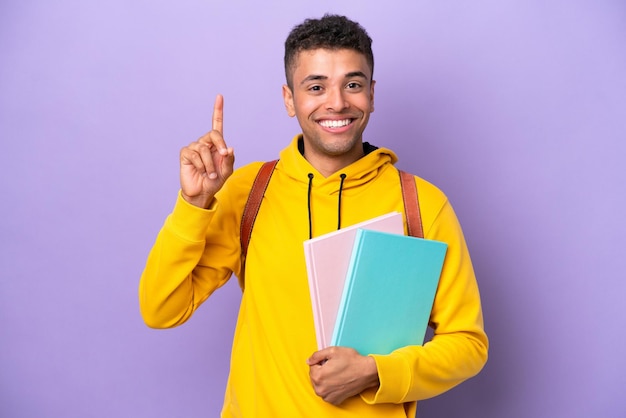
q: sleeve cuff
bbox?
[360,353,412,404]
[164,191,218,243]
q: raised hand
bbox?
[179,94,235,208]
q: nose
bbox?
[325,87,348,112]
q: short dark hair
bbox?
[284,14,374,89]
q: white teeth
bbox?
[319,119,351,128]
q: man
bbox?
[139,14,488,417]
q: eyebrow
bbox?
[300,75,327,86]
[345,71,368,79]
[299,71,369,86]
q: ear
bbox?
[369,79,376,113]
[282,85,296,117]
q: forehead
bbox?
[290,48,371,82]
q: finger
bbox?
[181,144,216,177]
[219,148,235,179]
[196,142,218,178]
[196,129,230,158]
[307,349,330,366]
[180,147,205,173]
[212,94,224,134]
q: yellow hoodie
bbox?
[139,135,488,417]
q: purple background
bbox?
[1,1,625,417]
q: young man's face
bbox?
[282,48,375,167]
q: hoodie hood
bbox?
[278,134,399,238]
[279,134,399,193]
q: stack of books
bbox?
[304,212,447,355]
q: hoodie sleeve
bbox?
[138,163,263,329]
[361,198,489,403]
[138,192,237,328]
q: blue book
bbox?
[331,229,448,355]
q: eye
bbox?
[346,82,363,90]
[308,85,323,92]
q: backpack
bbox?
[240,160,423,265]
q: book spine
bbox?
[305,245,324,349]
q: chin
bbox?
[321,139,361,156]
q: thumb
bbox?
[218,147,235,180]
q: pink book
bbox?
[303,212,404,350]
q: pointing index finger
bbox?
[212,94,224,134]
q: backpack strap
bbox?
[399,170,423,238]
[240,160,279,259]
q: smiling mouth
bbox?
[318,119,353,128]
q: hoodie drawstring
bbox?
[307,173,314,239]
[337,174,346,230]
[306,173,347,239]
